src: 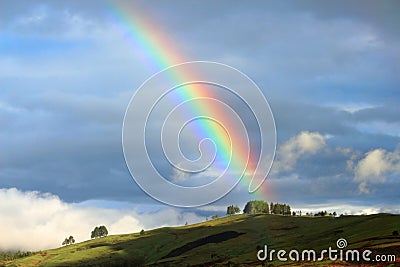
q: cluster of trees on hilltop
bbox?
[243,200,270,214]
[91,225,108,239]
[62,236,75,246]
[239,200,291,215]
[270,202,291,215]
[312,211,337,217]
[239,201,342,217]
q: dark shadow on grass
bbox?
[162,231,244,259]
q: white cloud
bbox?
[171,164,189,182]
[0,188,203,251]
[332,103,378,114]
[291,202,400,216]
[170,164,225,186]
[274,131,326,172]
[354,147,400,193]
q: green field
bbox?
[1,213,399,266]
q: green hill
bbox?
[1,213,399,266]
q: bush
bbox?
[392,230,399,236]
[0,251,36,261]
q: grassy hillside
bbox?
[1,213,399,266]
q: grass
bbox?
[1,213,399,266]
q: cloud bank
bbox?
[0,188,202,251]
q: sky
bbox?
[1,0,400,251]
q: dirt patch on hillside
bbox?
[163,231,244,259]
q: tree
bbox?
[68,236,75,245]
[272,203,279,214]
[62,238,68,246]
[99,225,108,237]
[227,205,241,216]
[91,226,99,239]
[233,205,240,214]
[211,214,219,220]
[227,205,234,215]
[140,229,145,236]
[286,205,291,216]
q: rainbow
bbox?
[107,1,183,71]
[108,1,269,198]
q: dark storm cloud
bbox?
[289,0,400,39]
